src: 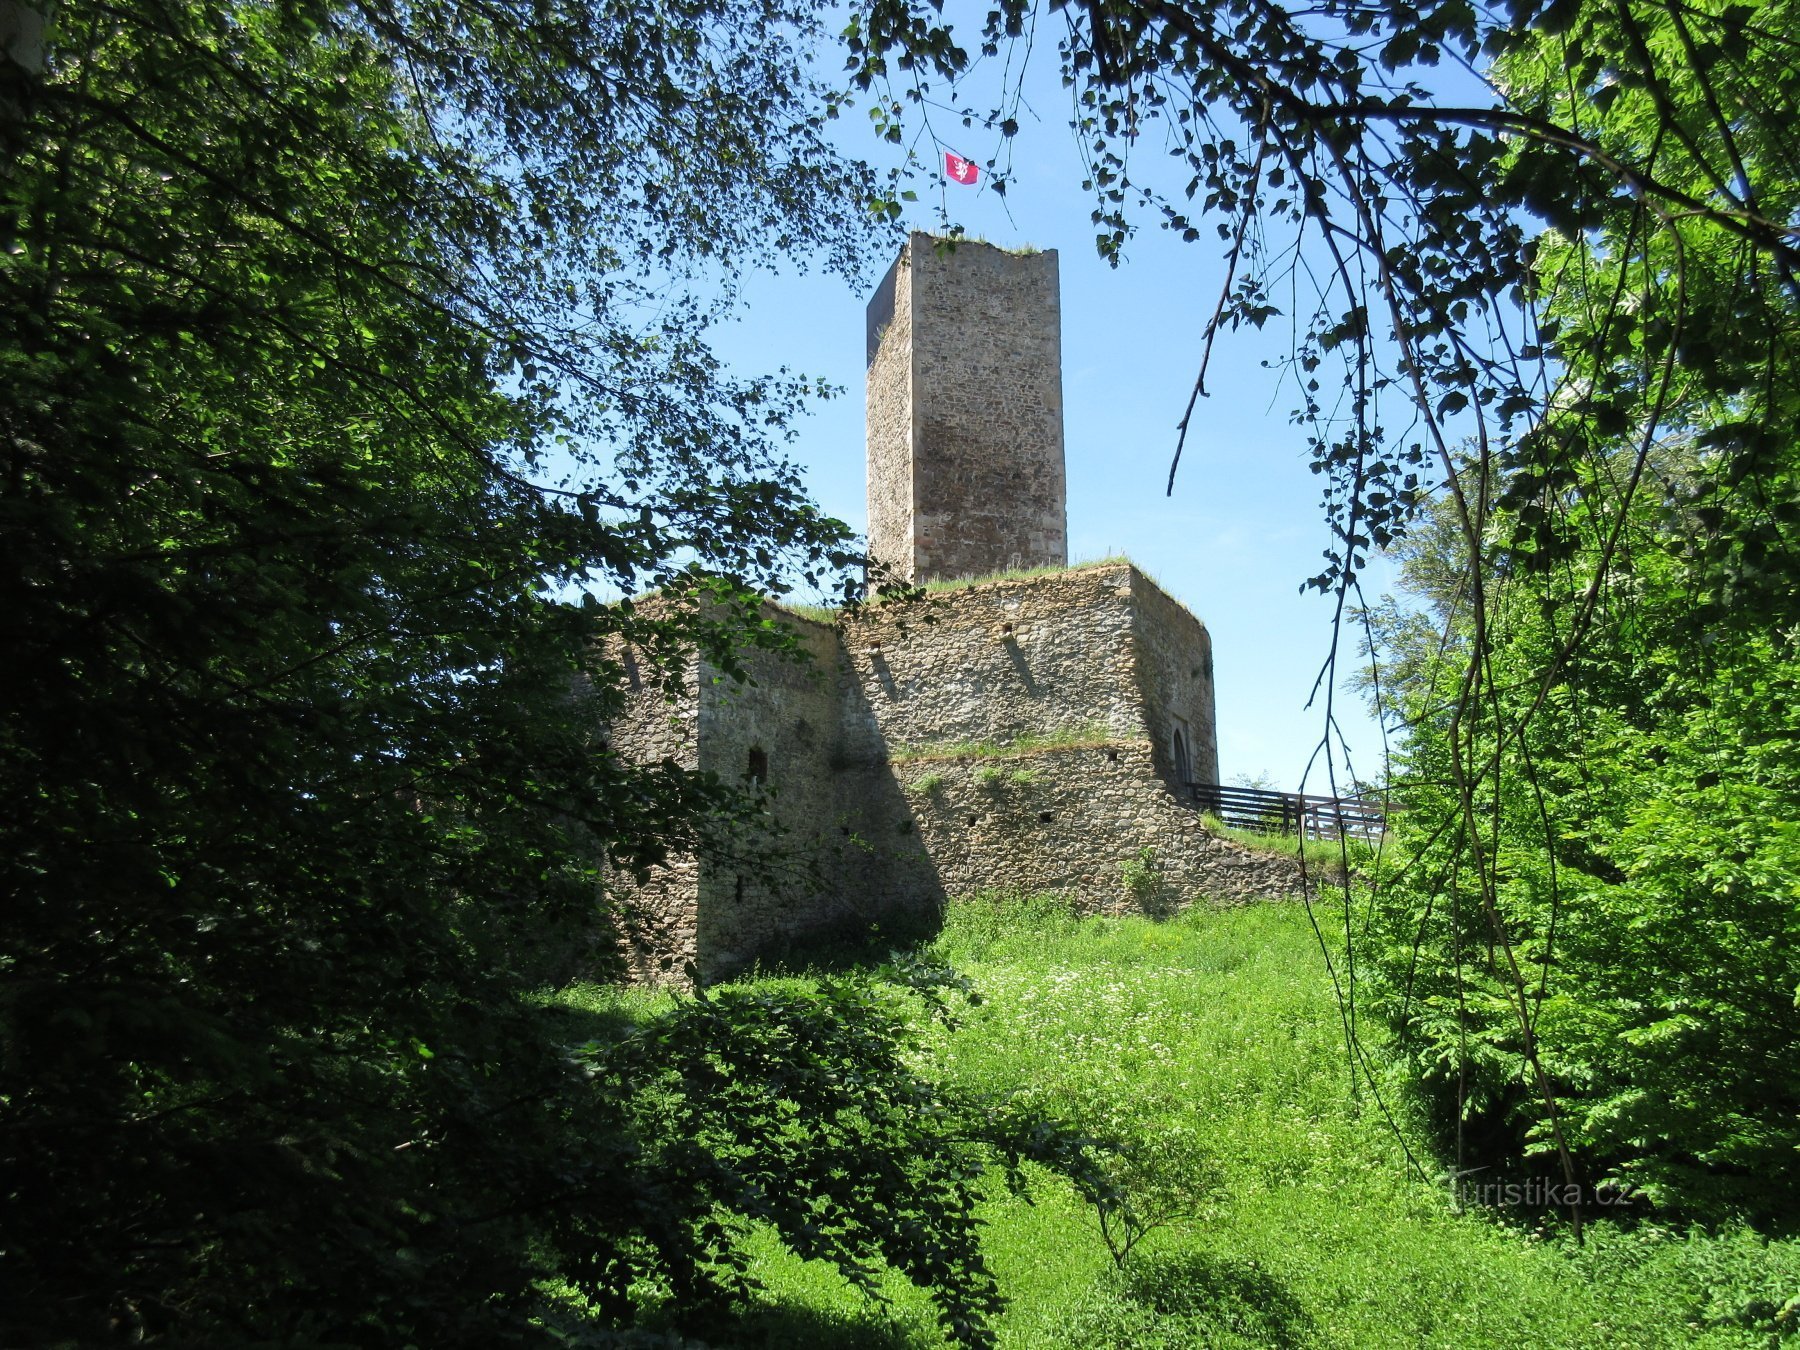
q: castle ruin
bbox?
[611,234,1303,984]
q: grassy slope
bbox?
[574,898,1800,1347]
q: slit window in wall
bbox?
[747,746,769,787]
[1170,716,1193,788]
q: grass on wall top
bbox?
[768,557,1138,628]
[888,723,1122,766]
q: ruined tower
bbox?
[865,233,1069,584]
[609,234,1240,987]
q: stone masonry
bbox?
[866,234,1068,584]
[609,564,1309,985]
[606,236,1308,984]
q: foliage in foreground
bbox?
[0,0,897,1341]
[545,968,1112,1347]
[1362,472,1800,1226]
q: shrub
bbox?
[1120,846,1162,911]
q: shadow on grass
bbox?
[1062,1248,1317,1349]
[711,1298,926,1349]
[542,998,652,1045]
[726,906,946,982]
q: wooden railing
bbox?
[1186,781,1387,842]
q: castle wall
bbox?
[690,614,935,979]
[866,234,1068,583]
[605,567,1296,984]
[604,644,704,983]
[837,563,1275,916]
[607,608,942,984]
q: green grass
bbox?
[927,233,1044,257]
[772,600,841,624]
[706,897,1800,1347]
[890,722,1120,766]
[1200,811,1376,877]
[914,555,1128,596]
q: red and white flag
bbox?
[944,152,979,186]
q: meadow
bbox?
[569,896,1800,1347]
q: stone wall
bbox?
[865,234,1068,583]
[689,613,939,978]
[836,563,1147,758]
[892,742,1318,914]
[604,642,703,983]
[605,565,1301,986]
[607,607,941,984]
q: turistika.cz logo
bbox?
[1441,1168,1635,1209]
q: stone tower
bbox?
[865,233,1069,584]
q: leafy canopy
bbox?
[0,0,1131,1342]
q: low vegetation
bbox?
[890,723,1119,766]
[914,556,1129,597]
[1197,812,1374,877]
[771,558,1137,626]
[578,896,1800,1346]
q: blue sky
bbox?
[691,18,1415,795]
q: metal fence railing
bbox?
[1186,781,1387,842]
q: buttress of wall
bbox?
[690,614,840,978]
[604,642,702,983]
[865,248,915,584]
[1129,569,1220,791]
[691,610,939,980]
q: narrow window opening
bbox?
[746,746,769,786]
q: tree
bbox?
[1349,0,1800,1224]
[0,0,1125,1342]
[1360,461,1800,1224]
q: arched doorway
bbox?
[1170,719,1193,787]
